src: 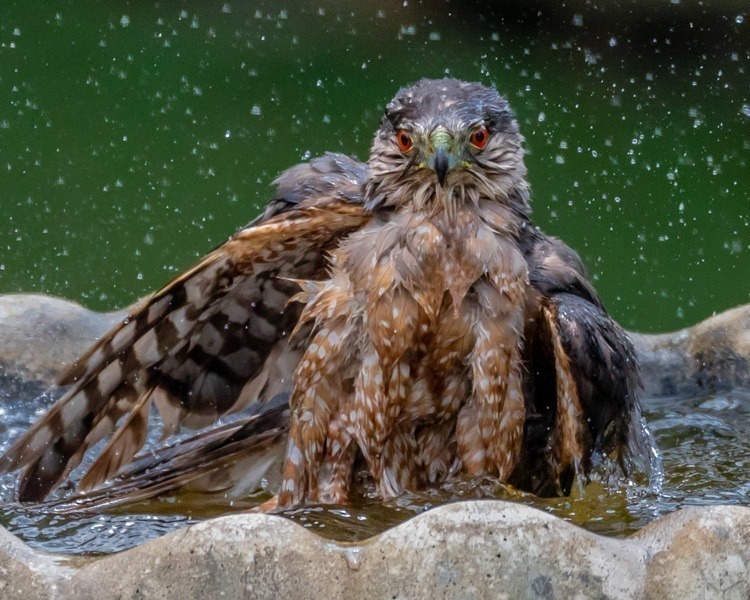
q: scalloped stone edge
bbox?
[0,501,748,599]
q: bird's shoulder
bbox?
[249,153,368,225]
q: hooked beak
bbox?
[431,147,450,186]
[427,129,458,186]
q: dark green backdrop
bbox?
[1,0,748,331]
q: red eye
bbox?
[396,129,413,152]
[469,126,489,149]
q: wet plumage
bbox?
[1,79,648,509]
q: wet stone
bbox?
[0,502,747,599]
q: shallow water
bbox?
[0,1,748,555]
[0,387,747,554]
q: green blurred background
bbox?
[1,0,748,332]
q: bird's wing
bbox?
[253,152,367,222]
[1,154,370,502]
[520,228,649,491]
[38,395,291,514]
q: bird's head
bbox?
[364,78,530,216]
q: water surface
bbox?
[0,386,747,554]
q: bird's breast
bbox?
[343,208,522,307]
[326,207,527,366]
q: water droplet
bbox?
[342,547,361,571]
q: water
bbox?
[0,1,748,554]
[0,386,747,554]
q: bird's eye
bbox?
[469,126,490,149]
[396,129,413,152]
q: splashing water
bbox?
[0,383,746,554]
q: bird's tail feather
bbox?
[37,396,290,514]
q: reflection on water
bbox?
[0,387,747,554]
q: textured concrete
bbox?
[638,506,750,600]
[0,502,748,599]
[0,293,127,386]
[631,304,750,397]
[0,524,77,600]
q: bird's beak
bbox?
[427,129,458,186]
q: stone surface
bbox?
[0,502,748,599]
[0,293,126,386]
[0,523,77,600]
[638,506,750,600]
[631,304,750,397]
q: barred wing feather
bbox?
[0,156,369,502]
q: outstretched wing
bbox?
[1,153,369,502]
[518,226,647,495]
[38,394,291,514]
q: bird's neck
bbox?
[363,176,532,225]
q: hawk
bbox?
[1,79,648,511]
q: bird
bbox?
[0,78,649,512]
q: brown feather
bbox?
[543,304,586,492]
[78,386,155,491]
[1,198,369,501]
[2,79,649,511]
[39,401,289,513]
